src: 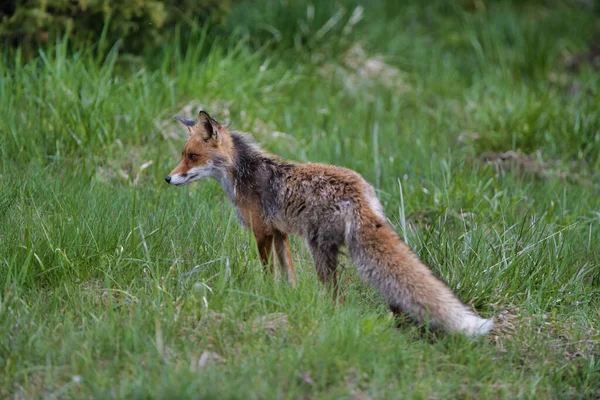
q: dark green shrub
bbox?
[0,0,231,54]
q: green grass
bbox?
[1,0,600,398]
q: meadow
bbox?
[1,1,599,398]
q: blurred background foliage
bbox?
[0,0,231,55]
[3,0,598,60]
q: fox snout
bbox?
[164,171,192,186]
[165,166,215,186]
[164,173,193,185]
[165,173,185,185]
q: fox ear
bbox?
[174,116,197,136]
[197,110,221,141]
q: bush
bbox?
[0,0,231,54]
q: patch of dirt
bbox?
[201,310,227,326]
[545,320,600,362]
[344,367,374,400]
[547,72,595,97]
[488,301,519,347]
[564,46,600,73]
[475,150,587,184]
[478,150,552,176]
[179,310,227,347]
[193,350,226,370]
[458,131,482,144]
[248,312,289,337]
[298,371,314,386]
[94,141,154,186]
[80,279,139,309]
[319,43,410,92]
[489,300,600,365]
[10,371,48,400]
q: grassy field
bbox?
[1,1,599,398]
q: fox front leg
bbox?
[241,209,277,277]
[273,230,296,286]
[255,233,275,275]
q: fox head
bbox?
[165,111,233,186]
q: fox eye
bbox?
[188,153,198,161]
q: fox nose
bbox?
[165,176,171,183]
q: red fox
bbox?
[166,110,494,336]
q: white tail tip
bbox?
[459,314,494,337]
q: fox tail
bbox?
[346,208,493,337]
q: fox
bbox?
[165,110,494,337]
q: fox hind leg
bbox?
[307,241,343,304]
